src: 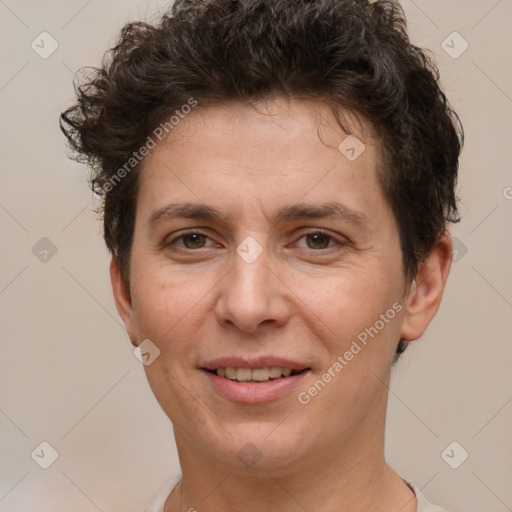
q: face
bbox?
[112,97,449,473]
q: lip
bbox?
[201,356,309,372]
[202,368,311,404]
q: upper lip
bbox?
[201,356,309,371]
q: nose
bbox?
[215,245,291,333]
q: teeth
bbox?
[269,366,282,378]
[216,367,298,381]
[236,368,252,381]
[251,368,270,381]
[225,367,237,379]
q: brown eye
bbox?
[181,233,207,249]
[305,232,332,249]
[165,230,215,251]
[291,229,348,255]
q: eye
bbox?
[164,229,346,254]
[293,229,344,251]
[166,231,216,250]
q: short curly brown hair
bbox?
[60,0,463,357]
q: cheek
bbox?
[295,267,400,340]
[130,268,210,344]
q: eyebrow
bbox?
[147,201,368,229]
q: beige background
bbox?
[1,1,511,511]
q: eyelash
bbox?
[165,229,346,253]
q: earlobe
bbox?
[110,256,138,345]
[399,231,453,342]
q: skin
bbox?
[111,97,452,512]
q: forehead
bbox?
[136,98,388,227]
[152,97,377,159]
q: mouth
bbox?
[200,359,311,403]
[204,366,308,382]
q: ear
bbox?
[399,231,453,341]
[110,256,138,346]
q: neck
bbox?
[164,413,416,512]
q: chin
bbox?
[209,421,312,471]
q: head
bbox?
[60,0,462,473]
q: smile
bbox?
[202,367,311,404]
[208,366,305,382]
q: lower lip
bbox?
[202,369,310,404]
